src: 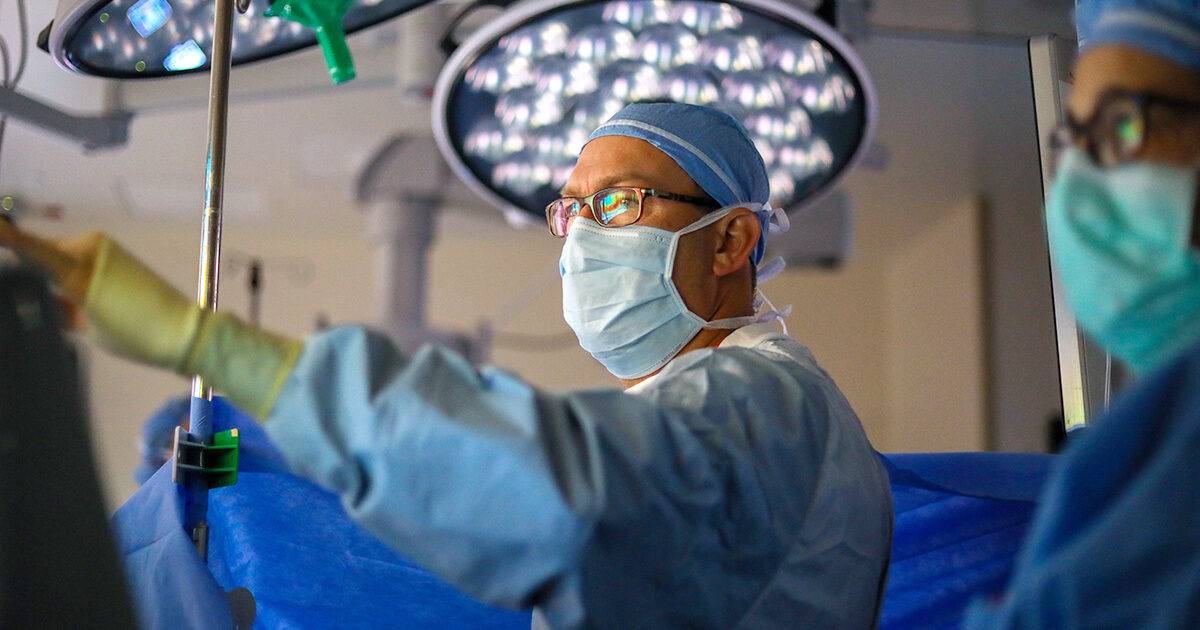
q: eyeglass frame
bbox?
[1049,88,1200,175]
[545,186,722,237]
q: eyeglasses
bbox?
[1049,88,1200,175]
[545,187,721,237]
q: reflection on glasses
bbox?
[545,186,719,236]
[1049,88,1200,175]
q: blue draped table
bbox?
[114,398,1051,629]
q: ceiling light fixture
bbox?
[43,0,433,80]
[433,0,876,226]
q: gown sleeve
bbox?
[261,325,884,628]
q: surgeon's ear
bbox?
[712,207,760,277]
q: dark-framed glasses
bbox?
[546,187,720,237]
[1049,88,1200,174]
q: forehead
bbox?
[1070,44,1200,118]
[563,135,705,197]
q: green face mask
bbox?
[1046,146,1200,374]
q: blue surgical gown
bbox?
[962,339,1200,629]
[261,323,893,629]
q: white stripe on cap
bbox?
[594,118,744,202]
[1093,8,1200,49]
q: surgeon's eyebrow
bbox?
[559,173,647,197]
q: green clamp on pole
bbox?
[266,0,356,84]
[172,427,241,489]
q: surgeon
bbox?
[1043,0,1200,375]
[963,1,1200,627]
[0,102,892,629]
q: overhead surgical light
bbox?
[433,0,876,226]
[44,0,433,80]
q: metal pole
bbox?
[185,0,236,562]
[248,259,262,327]
[368,197,436,354]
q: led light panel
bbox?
[434,0,876,225]
[49,0,429,78]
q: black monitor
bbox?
[0,263,138,628]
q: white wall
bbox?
[884,198,987,452]
[851,34,1061,452]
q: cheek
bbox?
[671,231,710,271]
[670,233,717,309]
[1143,131,1200,166]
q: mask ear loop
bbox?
[702,204,794,333]
[752,288,792,335]
[766,204,790,235]
[751,204,792,334]
[756,257,786,282]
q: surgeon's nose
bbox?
[565,202,596,235]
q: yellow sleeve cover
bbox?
[84,238,303,419]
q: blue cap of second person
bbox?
[1076,0,1200,70]
[585,102,774,265]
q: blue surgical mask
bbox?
[1046,146,1200,374]
[560,205,778,380]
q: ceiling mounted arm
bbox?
[0,86,131,150]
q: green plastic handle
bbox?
[266,0,356,85]
[315,23,356,84]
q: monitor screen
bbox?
[0,264,138,628]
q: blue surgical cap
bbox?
[1076,0,1200,71]
[586,102,773,265]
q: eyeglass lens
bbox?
[1049,97,1147,176]
[547,188,643,236]
[1093,97,1146,167]
[548,200,574,236]
[594,189,640,225]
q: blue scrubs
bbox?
[962,340,1200,629]
[262,323,893,629]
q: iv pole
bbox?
[183,0,238,562]
[177,0,354,563]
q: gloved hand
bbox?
[0,220,102,311]
[0,221,302,419]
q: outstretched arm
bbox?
[0,225,300,417]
